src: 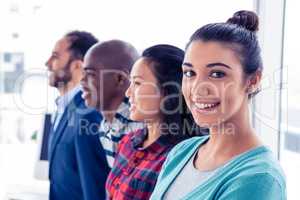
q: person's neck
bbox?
[143,120,162,148]
[204,103,261,158]
[194,103,262,171]
[101,95,125,123]
[58,80,78,96]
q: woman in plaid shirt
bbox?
[106,44,205,200]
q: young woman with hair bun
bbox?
[150,10,286,200]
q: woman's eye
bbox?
[210,71,226,78]
[133,81,141,86]
[183,70,196,77]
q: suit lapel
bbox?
[49,91,83,169]
[49,108,69,167]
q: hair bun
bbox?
[227,10,259,32]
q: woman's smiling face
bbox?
[125,58,163,122]
[182,41,248,128]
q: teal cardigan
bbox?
[150,136,286,200]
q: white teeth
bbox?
[195,103,218,109]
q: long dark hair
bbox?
[142,44,206,142]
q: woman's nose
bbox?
[81,72,87,84]
[191,76,217,98]
[125,84,131,98]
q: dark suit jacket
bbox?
[49,91,110,200]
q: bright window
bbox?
[281,1,300,199]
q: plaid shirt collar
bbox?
[130,128,174,159]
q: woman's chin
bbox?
[129,113,140,121]
[194,117,222,129]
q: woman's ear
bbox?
[246,71,262,94]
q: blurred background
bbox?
[0,0,298,199]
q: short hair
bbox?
[65,30,98,60]
[89,39,139,73]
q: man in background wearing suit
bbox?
[45,31,110,200]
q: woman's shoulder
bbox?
[247,147,284,178]
[223,146,286,192]
[219,170,286,200]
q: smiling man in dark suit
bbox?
[45,31,110,200]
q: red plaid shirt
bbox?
[106,128,177,200]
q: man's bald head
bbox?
[81,40,139,112]
[85,39,139,73]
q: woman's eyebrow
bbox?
[182,62,232,69]
[182,62,193,67]
[131,75,144,80]
[206,62,232,69]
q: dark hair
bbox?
[142,44,207,142]
[65,30,99,60]
[187,10,262,97]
